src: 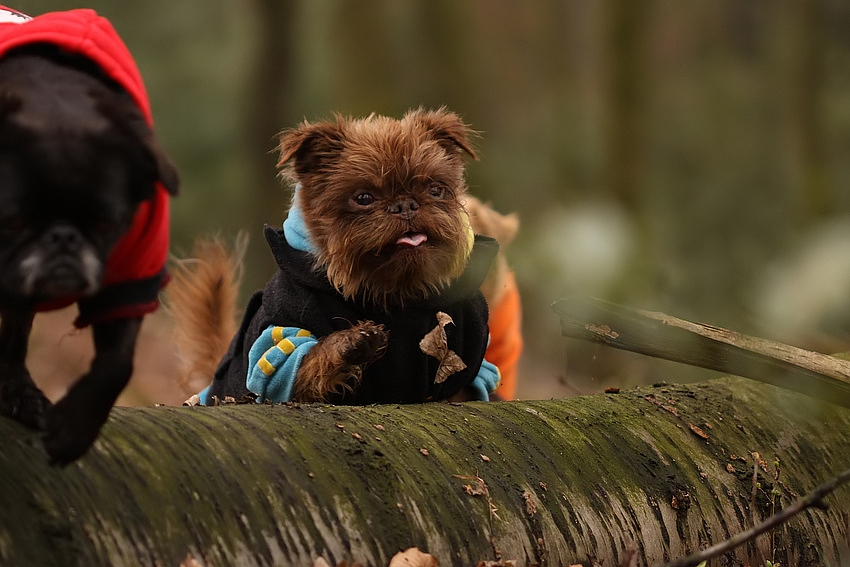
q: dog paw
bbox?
[43,397,111,466]
[0,378,51,430]
[340,321,389,366]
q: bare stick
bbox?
[553,296,850,408]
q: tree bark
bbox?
[1,378,849,567]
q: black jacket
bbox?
[209,226,498,404]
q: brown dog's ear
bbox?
[277,118,347,177]
[407,106,478,160]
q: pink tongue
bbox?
[396,233,427,247]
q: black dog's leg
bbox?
[44,317,141,465]
[0,308,50,429]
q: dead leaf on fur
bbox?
[419,312,467,383]
[388,547,439,567]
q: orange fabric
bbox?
[486,271,523,400]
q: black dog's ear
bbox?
[406,106,478,160]
[96,91,179,197]
[134,119,179,196]
[277,117,347,178]
[0,90,22,121]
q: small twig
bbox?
[656,466,850,567]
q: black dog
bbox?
[0,9,178,464]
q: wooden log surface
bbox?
[1,377,849,566]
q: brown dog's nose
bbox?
[389,197,419,220]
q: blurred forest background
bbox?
[17,0,850,402]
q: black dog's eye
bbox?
[353,193,375,206]
[428,183,448,199]
[0,214,25,236]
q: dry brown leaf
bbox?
[388,547,439,567]
[480,454,491,462]
[182,394,201,407]
[688,423,709,440]
[522,490,537,516]
[419,312,467,383]
[313,559,332,567]
[419,448,429,457]
[179,554,204,567]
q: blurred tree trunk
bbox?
[242,0,298,293]
[1,378,848,566]
[602,0,647,210]
[789,0,828,225]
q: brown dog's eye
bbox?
[353,193,375,206]
[428,183,448,199]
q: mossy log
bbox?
[2,377,849,567]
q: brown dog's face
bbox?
[278,108,477,305]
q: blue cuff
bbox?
[246,326,318,403]
[469,357,500,401]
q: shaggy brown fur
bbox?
[166,234,246,395]
[278,108,477,307]
[463,194,519,306]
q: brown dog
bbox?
[173,108,501,405]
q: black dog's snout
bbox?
[45,224,83,251]
[389,197,419,220]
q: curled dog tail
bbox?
[165,234,247,397]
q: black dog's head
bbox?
[0,50,178,305]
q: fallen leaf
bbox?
[604,387,620,394]
[539,482,547,491]
[726,463,735,473]
[374,424,386,432]
[419,448,429,457]
[388,547,439,567]
[522,490,537,516]
[179,554,204,567]
[419,312,467,383]
[480,454,491,462]
[662,405,679,417]
[182,395,201,407]
[688,424,709,440]
[454,474,488,497]
[313,559,332,567]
